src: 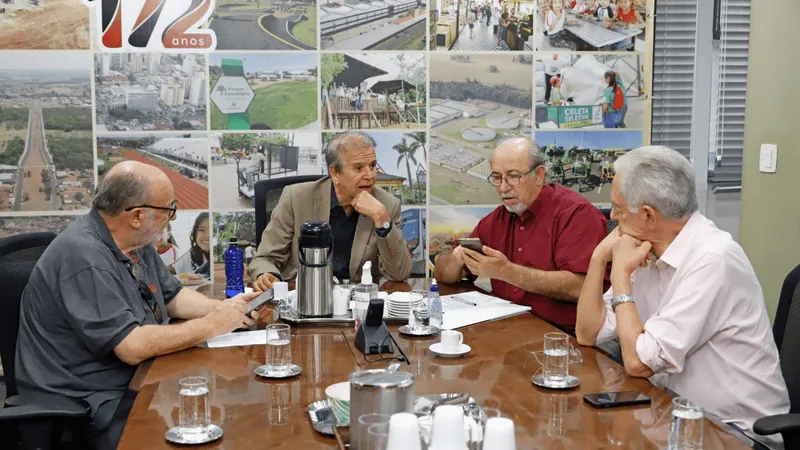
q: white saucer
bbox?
[165,424,223,445]
[530,373,581,389]
[429,343,471,358]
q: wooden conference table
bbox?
[117,279,754,449]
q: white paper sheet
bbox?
[206,329,266,348]
[440,292,530,330]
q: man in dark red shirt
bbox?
[433,138,609,330]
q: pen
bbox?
[450,295,477,307]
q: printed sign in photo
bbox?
[210,132,321,210]
[535,129,643,206]
[0,51,94,213]
[322,131,427,206]
[210,53,318,131]
[93,53,208,132]
[536,53,645,130]
[85,0,217,52]
[210,0,316,50]
[96,133,209,209]
[321,53,427,130]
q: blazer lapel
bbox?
[350,214,372,279]
[314,178,332,224]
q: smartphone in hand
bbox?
[246,288,273,318]
[458,238,485,254]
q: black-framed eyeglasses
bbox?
[125,200,178,219]
[135,279,164,323]
[487,167,537,187]
[128,262,163,323]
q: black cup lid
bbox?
[299,221,333,249]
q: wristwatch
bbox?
[375,219,392,238]
[611,293,634,312]
[377,219,391,230]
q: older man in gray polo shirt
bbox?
[15,161,259,449]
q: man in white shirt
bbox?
[575,146,790,448]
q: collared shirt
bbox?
[596,212,790,446]
[15,209,182,417]
[330,184,360,281]
[468,184,609,327]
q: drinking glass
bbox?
[265,323,292,375]
[178,377,210,437]
[368,422,390,450]
[543,332,570,386]
[408,290,429,331]
[668,397,703,450]
[357,413,389,450]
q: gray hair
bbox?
[93,169,152,216]
[528,141,547,169]
[325,131,376,172]
[614,146,698,221]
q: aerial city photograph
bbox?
[0,51,94,212]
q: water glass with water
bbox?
[178,376,211,436]
[669,397,703,450]
[265,323,292,375]
[408,290,429,330]
[543,332,570,386]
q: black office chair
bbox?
[753,264,800,448]
[254,175,323,247]
[0,233,90,450]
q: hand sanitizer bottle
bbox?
[353,261,378,329]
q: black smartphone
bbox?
[458,238,484,254]
[583,391,651,409]
[246,288,273,317]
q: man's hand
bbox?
[204,299,253,336]
[450,245,466,264]
[593,226,622,263]
[611,234,652,283]
[352,191,390,227]
[253,273,279,293]
[228,291,263,320]
[462,246,510,281]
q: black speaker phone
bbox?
[354,299,393,355]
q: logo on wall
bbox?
[83,0,217,52]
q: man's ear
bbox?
[534,165,547,186]
[128,209,144,230]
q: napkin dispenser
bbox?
[355,299,393,355]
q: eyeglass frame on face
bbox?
[124,200,178,219]
[486,166,539,187]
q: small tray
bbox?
[308,400,348,435]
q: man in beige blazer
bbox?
[249,131,412,291]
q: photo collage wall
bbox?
[0,0,653,288]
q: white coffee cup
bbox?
[430,405,467,450]
[273,281,289,299]
[440,330,463,352]
[483,417,516,450]
[387,413,421,450]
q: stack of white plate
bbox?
[387,292,424,319]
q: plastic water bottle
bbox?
[224,238,244,298]
[429,279,443,329]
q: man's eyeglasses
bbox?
[487,167,537,187]
[125,200,178,219]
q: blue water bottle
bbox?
[224,238,244,298]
